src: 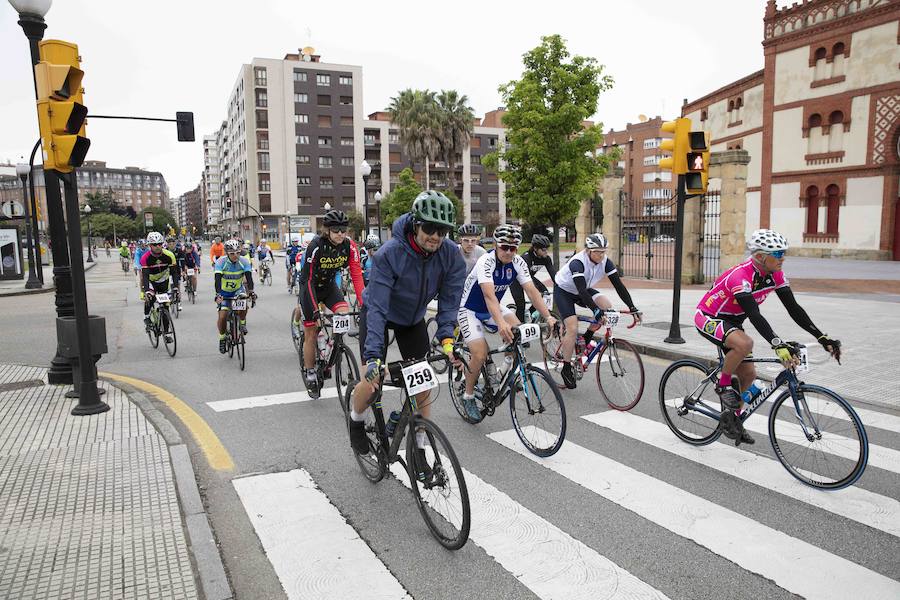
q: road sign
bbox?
[1,201,26,219]
[144,212,154,228]
[289,216,310,229]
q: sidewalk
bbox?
[0,364,230,600]
[0,255,97,297]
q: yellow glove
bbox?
[441,338,454,356]
[139,292,145,301]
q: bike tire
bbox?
[237,329,246,371]
[161,308,177,357]
[173,298,180,319]
[405,415,470,550]
[148,309,160,349]
[228,318,236,359]
[596,338,645,411]
[658,359,722,445]
[343,380,387,483]
[291,312,302,354]
[541,319,568,388]
[768,384,868,490]
[334,343,360,406]
[509,364,566,457]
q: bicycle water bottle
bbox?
[581,341,597,368]
[317,330,328,355]
[741,379,765,404]
[385,410,402,437]
[499,355,513,378]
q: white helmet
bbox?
[366,234,380,244]
[747,229,788,253]
[146,231,164,245]
[585,233,608,250]
[224,239,241,252]
[493,224,523,246]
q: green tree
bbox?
[388,89,440,189]
[380,168,422,227]
[346,209,366,241]
[441,188,464,229]
[435,90,475,192]
[483,34,615,266]
[80,213,138,239]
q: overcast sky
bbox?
[1,0,769,196]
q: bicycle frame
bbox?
[477,334,542,415]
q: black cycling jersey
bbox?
[297,235,364,306]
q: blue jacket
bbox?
[362,213,465,361]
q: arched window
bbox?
[828,111,845,152]
[805,185,819,234]
[814,47,827,60]
[826,184,840,235]
[700,109,708,121]
[814,46,829,79]
[728,100,735,112]
[831,41,847,77]
[807,113,824,153]
[808,113,822,128]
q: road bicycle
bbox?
[220,293,255,371]
[506,291,554,326]
[184,268,197,304]
[260,262,273,286]
[658,344,868,490]
[343,352,470,550]
[120,256,130,272]
[449,323,566,457]
[146,291,177,358]
[542,308,645,410]
[296,308,360,402]
[171,287,182,319]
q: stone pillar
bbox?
[711,150,751,272]
[681,194,704,284]
[599,170,625,266]
[575,197,592,249]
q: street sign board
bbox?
[1,201,25,219]
[144,212,153,227]
[289,216,310,229]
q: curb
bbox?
[0,261,97,297]
[104,376,234,600]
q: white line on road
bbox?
[824,403,900,435]
[582,411,900,538]
[388,459,670,600]
[233,469,412,600]
[487,428,900,600]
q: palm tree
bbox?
[436,90,475,193]
[388,89,440,189]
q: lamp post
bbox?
[83,204,93,263]
[374,191,383,242]
[360,160,371,238]
[16,162,42,289]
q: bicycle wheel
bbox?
[343,381,387,483]
[768,384,868,490]
[334,343,360,405]
[290,312,302,354]
[237,328,246,370]
[509,364,566,457]
[161,308,177,357]
[541,321,568,388]
[596,338,645,411]
[425,317,448,374]
[148,309,160,348]
[264,270,272,286]
[228,318,236,358]
[405,416,470,550]
[658,359,722,445]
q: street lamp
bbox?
[16,162,42,289]
[374,191,383,242]
[83,204,93,263]
[360,160,371,237]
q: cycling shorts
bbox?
[553,286,603,320]
[357,306,429,363]
[299,282,348,326]
[694,309,745,350]
[458,306,513,343]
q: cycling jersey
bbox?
[183,251,197,269]
[298,236,364,306]
[698,258,788,317]
[140,249,178,290]
[460,251,530,315]
[555,250,617,295]
[209,242,225,264]
[134,247,148,269]
[118,247,130,258]
[214,255,252,297]
[286,244,302,268]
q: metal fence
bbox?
[618,194,677,280]
[699,191,721,283]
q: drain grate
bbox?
[642,321,691,331]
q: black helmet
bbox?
[458,224,480,237]
[323,209,349,228]
[531,234,551,249]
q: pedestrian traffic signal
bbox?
[685,131,710,195]
[34,40,90,173]
[658,117,691,175]
[176,112,195,142]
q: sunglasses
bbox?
[419,223,450,237]
[149,243,163,247]
[498,244,519,253]
[768,250,786,259]
[329,227,347,234]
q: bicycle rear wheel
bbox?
[334,343,360,405]
[510,364,566,456]
[161,308,177,357]
[405,416,470,550]
[596,338,644,411]
[658,359,722,445]
[769,384,868,490]
[343,381,387,483]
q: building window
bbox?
[317,94,332,107]
[364,133,377,146]
[340,137,354,146]
[342,176,355,186]
[700,109,708,122]
[805,185,819,234]
[340,157,354,167]
[317,73,331,86]
[339,96,353,106]
[643,155,659,166]
[296,135,309,145]
[389,152,402,165]
[643,138,661,150]
[294,93,308,103]
[471,173,481,184]
[295,114,309,124]
[828,111,844,152]
[826,184,840,235]
[806,113,823,154]
[255,110,268,129]
[388,131,399,143]
[257,152,270,171]
[489,138,497,147]
[254,67,267,87]
[293,71,307,82]
[339,75,352,85]
[487,193,498,203]
[318,115,332,128]
[318,136,332,148]
[259,173,271,192]
[471,155,481,165]
[298,196,312,207]
[298,176,311,186]
[339,116,353,127]
[320,177,333,189]
[318,156,333,168]
[257,131,269,150]
[255,89,267,108]
[471,192,481,203]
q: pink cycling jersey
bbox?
[697,258,788,317]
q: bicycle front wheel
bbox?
[334,343,360,405]
[769,384,868,490]
[161,309,177,357]
[228,318,237,358]
[596,338,644,411]
[658,359,722,445]
[509,364,566,456]
[148,310,160,348]
[406,416,470,550]
[237,329,246,371]
[343,381,387,483]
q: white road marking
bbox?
[207,388,339,411]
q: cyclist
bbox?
[182,241,199,295]
[695,229,841,445]
[209,236,225,268]
[140,232,179,331]
[457,223,485,275]
[348,191,466,482]
[361,235,380,284]
[295,210,365,397]
[256,239,274,277]
[553,233,641,389]
[285,236,302,290]
[510,233,557,323]
[118,241,131,270]
[214,239,257,353]
[133,239,148,288]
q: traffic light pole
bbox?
[664,174,687,344]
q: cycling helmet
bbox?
[493,224,523,246]
[290,236,300,245]
[585,233,609,250]
[531,234,551,249]
[120,241,127,247]
[747,229,788,253]
[224,239,241,252]
[146,232,164,245]
[458,223,480,237]
[363,238,380,250]
[137,239,146,246]
[366,233,380,244]
[411,190,455,227]
[323,209,349,228]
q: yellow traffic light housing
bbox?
[34,40,90,173]
[658,117,691,175]
[685,131,710,195]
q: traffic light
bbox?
[685,131,710,195]
[176,112,195,142]
[658,117,691,176]
[34,40,90,173]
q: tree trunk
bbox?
[425,159,431,190]
[552,221,561,267]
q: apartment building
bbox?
[202,134,221,233]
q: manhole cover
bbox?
[642,321,691,331]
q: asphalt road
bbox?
[1,254,898,600]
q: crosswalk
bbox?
[220,391,900,600]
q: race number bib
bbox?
[186,268,195,276]
[401,361,438,395]
[232,298,248,310]
[605,311,621,328]
[155,293,170,303]
[332,314,351,334]
[518,323,541,343]
[796,345,809,373]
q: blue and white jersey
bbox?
[460,251,531,314]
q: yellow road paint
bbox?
[100,371,235,471]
